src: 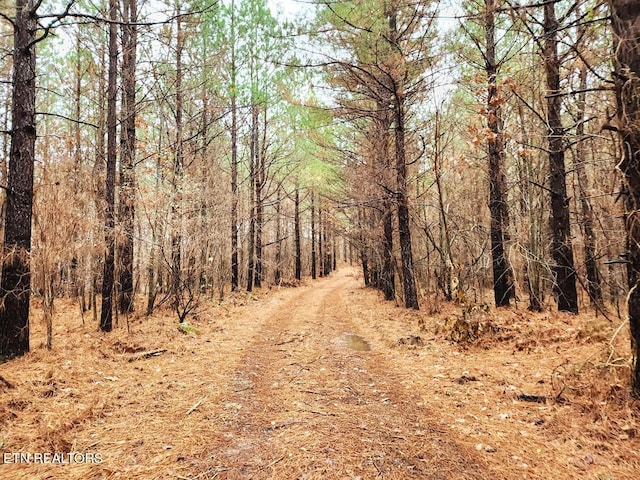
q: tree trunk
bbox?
[485,0,514,307]
[544,1,578,314]
[118,0,137,314]
[171,10,184,314]
[70,35,83,300]
[374,100,395,301]
[0,0,38,356]
[294,188,301,281]
[146,242,156,316]
[254,189,263,288]
[274,186,282,283]
[100,0,119,332]
[388,8,419,309]
[91,34,107,315]
[254,107,267,288]
[230,4,239,291]
[323,213,331,276]
[574,60,602,306]
[381,202,395,300]
[318,206,324,277]
[43,268,53,350]
[0,97,8,236]
[92,38,107,326]
[333,239,337,270]
[246,104,258,292]
[434,110,454,302]
[609,0,640,397]
[515,102,544,311]
[146,152,163,316]
[395,102,418,309]
[358,208,370,286]
[311,191,317,279]
[197,77,211,294]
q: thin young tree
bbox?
[574,56,602,306]
[171,6,185,315]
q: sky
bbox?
[269,0,314,21]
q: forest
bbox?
[1,0,640,478]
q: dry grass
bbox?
[0,268,638,479]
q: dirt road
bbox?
[202,270,489,479]
[1,269,493,480]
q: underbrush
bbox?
[426,298,639,443]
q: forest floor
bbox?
[0,267,639,479]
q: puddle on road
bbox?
[341,334,371,351]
